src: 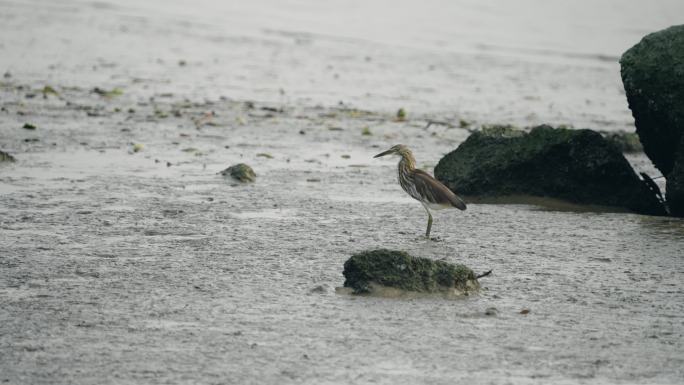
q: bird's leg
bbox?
[424,206,433,238]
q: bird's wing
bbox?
[413,169,467,210]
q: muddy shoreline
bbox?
[2,1,684,384]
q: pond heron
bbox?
[374,144,466,238]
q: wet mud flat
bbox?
[2,80,684,385]
[2,1,684,384]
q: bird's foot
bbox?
[418,235,443,242]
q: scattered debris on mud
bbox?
[0,149,15,162]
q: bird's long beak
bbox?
[373,149,394,158]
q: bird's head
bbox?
[373,144,410,158]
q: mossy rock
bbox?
[0,150,15,163]
[480,124,525,138]
[620,25,684,176]
[434,125,666,216]
[220,163,256,182]
[601,131,643,153]
[342,249,479,296]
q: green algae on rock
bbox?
[434,125,666,216]
[601,131,643,153]
[342,249,479,296]
[221,163,256,182]
[480,124,524,138]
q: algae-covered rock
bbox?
[342,249,479,296]
[480,124,525,138]
[602,131,643,153]
[1,150,15,162]
[434,125,666,215]
[620,25,684,176]
[221,163,256,182]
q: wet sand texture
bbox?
[1,1,684,384]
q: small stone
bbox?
[520,309,530,315]
[41,85,58,97]
[309,285,328,294]
[220,163,256,183]
[0,150,15,162]
[485,307,498,316]
[396,108,407,121]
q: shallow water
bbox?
[1,1,684,384]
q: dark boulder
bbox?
[434,125,666,216]
[342,249,479,296]
[621,25,684,217]
[620,25,684,176]
[666,136,684,216]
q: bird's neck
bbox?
[398,152,416,172]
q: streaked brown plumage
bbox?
[374,144,466,237]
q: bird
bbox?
[374,144,466,238]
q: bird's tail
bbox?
[450,194,467,211]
